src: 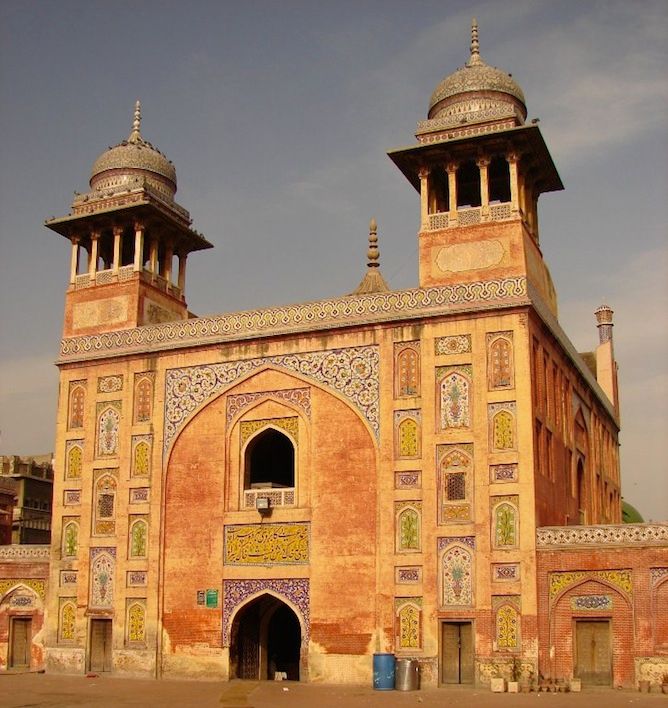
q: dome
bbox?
[89,101,177,198]
[427,20,526,124]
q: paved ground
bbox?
[0,674,665,708]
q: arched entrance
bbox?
[230,594,301,680]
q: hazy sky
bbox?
[0,1,666,520]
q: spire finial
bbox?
[468,17,482,66]
[128,100,142,143]
[367,217,379,268]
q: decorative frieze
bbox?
[396,566,422,584]
[492,563,520,582]
[60,571,77,587]
[537,524,668,548]
[571,595,613,611]
[60,277,529,363]
[0,545,50,560]
[394,471,421,489]
[63,490,81,506]
[129,487,150,504]
[490,463,518,483]
[127,571,147,587]
[165,345,380,453]
[0,579,45,600]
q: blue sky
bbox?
[0,0,666,520]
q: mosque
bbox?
[2,20,666,689]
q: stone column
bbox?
[477,156,490,219]
[177,251,187,295]
[89,231,100,282]
[149,238,159,281]
[418,167,430,230]
[133,223,144,272]
[69,236,80,284]
[508,153,520,214]
[164,240,174,286]
[112,226,123,274]
[447,163,458,224]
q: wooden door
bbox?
[89,619,113,672]
[441,621,473,684]
[9,618,31,668]
[575,620,611,686]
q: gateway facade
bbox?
[34,22,667,686]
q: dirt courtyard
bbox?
[0,674,665,708]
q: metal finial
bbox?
[367,218,379,268]
[468,18,482,66]
[128,100,142,142]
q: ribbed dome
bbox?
[427,20,526,124]
[89,102,177,198]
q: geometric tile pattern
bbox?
[548,569,632,600]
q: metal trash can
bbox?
[395,658,420,691]
[372,653,396,690]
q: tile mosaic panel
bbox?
[165,346,380,455]
[570,595,613,611]
[93,469,118,535]
[129,487,150,503]
[65,440,83,480]
[395,598,422,650]
[394,410,421,458]
[490,463,518,483]
[59,599,76,642]
[0,579,45,600]
[240,417,299,446]
[90,547,116,609]
[495,600,520,650]
[60,571,77,587]
[60,277,529,363]
[134,373,155,423]
[536,524,668,547]
[394,342,420,397]
[129,516,148,558]
[488,402,517,451]
[227,387,311,423]
[63,489,81,506]
[437,366,472,429]
[437,444,472,523]
[487,332,514,390]
[395,502,422,552]
[440,540,474,607]
[222,578,309,645]
[127,571,147,587]
[62,518,79,558]
[492,563,520,582]
[131,435,152,477]
[651,568,668,586]
[224,523,309,565]
[127,600,146,643]
[394,471,421,489]
[492,495,519,548]
[96,402,121,457]
[395,566,422,584]
[97,375,123,393]
[68,381,86,429]
[548,569,632,600]
[435,334,471,356]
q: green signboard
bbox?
[205,589,219,608]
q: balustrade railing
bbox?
[243,487,295,509]
[426,201,514,231]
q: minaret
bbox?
[388,20,563,316]
[45,102,212,337]
[594,304,620,416]
[352,218,389,295]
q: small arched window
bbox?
[456,160,482,208]
[244,428,295,490]
[488,156,511,204]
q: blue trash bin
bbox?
[373,653,396,690]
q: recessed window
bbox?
[244,429,295,489]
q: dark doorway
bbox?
[89,618,113,672]
[230,595,301,680]
[441,621,474,684]
[9,617,31,668]
[575,620,611,686]
[245,429,295,489]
